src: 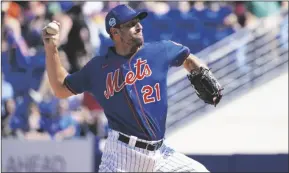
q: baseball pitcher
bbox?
[42,4,223,172]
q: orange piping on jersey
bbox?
[128,57,157,139]
[64,78,77,95]
[121,77,150,140]
[119,59,150,139]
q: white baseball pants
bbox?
[98,129,209,172]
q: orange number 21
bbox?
[141,83,161,104]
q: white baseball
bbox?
[46,22,59,35]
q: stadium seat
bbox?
[148,14,174,41]
[171,14,205,53]
[166,8,182,19]
[9,94,32,130]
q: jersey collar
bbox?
[107,46,144,60]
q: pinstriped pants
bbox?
[98,130,209,172]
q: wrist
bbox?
[190,66,202,74]
[44,45,58,54]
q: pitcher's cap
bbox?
[105,4,147,34]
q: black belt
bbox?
[118,133,163,151]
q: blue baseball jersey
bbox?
[64,40,190,140]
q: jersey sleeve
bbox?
[164,40,190,67]
[64,62,92,95]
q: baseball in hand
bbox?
[46,22,59,35]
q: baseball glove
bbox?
[187,67,223,107]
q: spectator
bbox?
[24,102,50,140]
[29,50,70,103]
[245,1,281,18]
[3,2,35,59]
[22,2,47,50]
[245,2,283,63]
[1,73,16,137]
[219,3,240,31]
[178,1,190,13]
[54,99,81,140]
[234,2,247,27]
[143,2,170,15]
[189,1,207,18]
[244,1,282,29]
[61,3,92,73]
[82,1,107,52]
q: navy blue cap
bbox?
[105,4,147,34]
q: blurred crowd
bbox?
[1,1,288,141]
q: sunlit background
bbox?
[1,1,288,172]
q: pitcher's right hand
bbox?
[42,21,60,49]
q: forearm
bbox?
[45,46,68,97]
[183,54,207,73]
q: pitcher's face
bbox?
[116,18,144,47]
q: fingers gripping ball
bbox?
[45,21,60,35]
[187,67,224,107]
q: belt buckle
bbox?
[145,140,162,151]
[152,143,158,151]
[152,141,161,151]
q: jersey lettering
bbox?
[104,58,152,99]
[134,58,149,80]
[104,69,125,99]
